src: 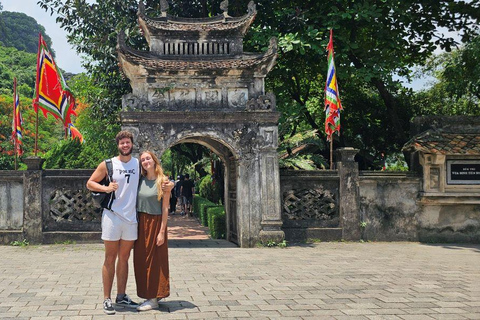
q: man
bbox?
[87,131,172,315]
[180,173,195,217]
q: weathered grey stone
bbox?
[117,2,284,247]
[0,173,23,230]
[23,170,43,244]
[359,172,421,241]
[336,148,361,241]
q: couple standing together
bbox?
[87,131,174,314]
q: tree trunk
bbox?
[371,78,407,143]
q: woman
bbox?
[134,150,172,311]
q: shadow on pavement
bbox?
[420,242,480,253]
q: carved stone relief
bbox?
[201,89,222,107]
[283,187,337,222]
[228,88,248,108]
[49,189,101,222]
[171,89,196,107]
[246,92,276,111]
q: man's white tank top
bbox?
[106,157,139,223]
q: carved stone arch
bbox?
[168,134,240,243]
[169,133,239,162]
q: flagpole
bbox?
[330,139,333,170]
[324,29,342,170]
[33,33,42,157]
[13,77,18,170]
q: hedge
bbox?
[193,195,226,239]
[206,206,226,239]
[193,195,216,226]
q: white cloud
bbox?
[2,0,85,74]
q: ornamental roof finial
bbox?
[220,0,229,17]
[160,0,169,17]
[247,1,256,14]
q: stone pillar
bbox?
[335,148,361,241]
[236,150,284,248]
[22,157,44,244]
[236,155,263,248]
[258,149,284,245]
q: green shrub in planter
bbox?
[193,195,216,226]
[207,206,226,239]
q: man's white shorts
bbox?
[101,209,138,241]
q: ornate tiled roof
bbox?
[403,129,480,155]
[137,0,256,34]
[117,31,277,72]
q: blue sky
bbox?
[2,0,85,73]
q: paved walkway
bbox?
[0,216,479,319]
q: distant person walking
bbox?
[134,151,172,311]
[175,175,185,215]
[181,173,195,217]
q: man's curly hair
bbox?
[115,131,134,144]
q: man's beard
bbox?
[119,146,133,156]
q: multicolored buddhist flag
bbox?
[11,78,23,156]
[33,33,76,127]
[324,29,343,141]
[68,123,84,143]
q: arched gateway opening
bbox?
[166,136,239,244]
[117,1,284,247]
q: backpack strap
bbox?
[104,158,115,209]
[105,158,113,182]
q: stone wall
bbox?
[1,166,479,245]
[0,172,23,231]
[0,168,101,245]
[359,171,421,241]
[280,170,341,241]
[41,170,101,243]
[417,198,480,243]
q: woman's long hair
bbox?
[140,151,169,201]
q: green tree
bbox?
[0,11,53,54]
[415,35,480,116]
[37,0,480,169]
[247,0,480,167]
[0,45,37,96]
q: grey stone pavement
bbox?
[1,217,480,319]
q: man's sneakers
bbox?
[103,298,115,315]
[115,294,139,308]
[103,294,139,315]
[137,298,159,311]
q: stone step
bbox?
[283,227,343,242]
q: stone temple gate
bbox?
[117,1,284,247]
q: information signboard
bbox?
[447,160,480,185]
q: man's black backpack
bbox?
[91,159,115,209]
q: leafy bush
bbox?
[192,195,226,239]
[206,205,226,239]
[198,174,222,204]
[193,195,216,226]
[42,139,83,169]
